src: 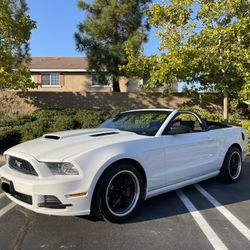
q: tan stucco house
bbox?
[28,57,178,92]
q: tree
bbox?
[75,0,151,92]
[123,0,250,122]
[0,0,36,90]
[239,82,250,105]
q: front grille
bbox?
[8,156,38,176]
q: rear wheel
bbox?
[219,147,242,183]
[91,162,144,223]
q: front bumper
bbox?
[0,164,91,216]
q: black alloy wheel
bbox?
[219,147,242,183]
[105,170,140,217]
[91,162,144,223]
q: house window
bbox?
[31,75,35,82]
[92,74,112,87]
[41,73,60,86]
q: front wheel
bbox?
[92,162,144,223]
[219,147,243,183]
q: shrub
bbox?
[241,120,250,149]
[74,110,102,128]
[49,115,75,132]
[20,119,51,142]
[0,126,22,151]
[18,108,121,142]
[33,108,65,119]
[179,106,242,124]
[0,107,248,152]
[33,108,80,120]
[0,115,35,127]
[179,107,224,122]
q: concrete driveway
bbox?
[0,158,250,250]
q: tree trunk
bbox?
[223,90,229,123]
[112,76,120,92]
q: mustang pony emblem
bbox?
[15,160,22,167]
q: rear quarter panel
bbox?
[208,126,248,167]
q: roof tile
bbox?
[27,57,89,69]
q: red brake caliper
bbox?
[126,187,132,197]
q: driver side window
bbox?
[163,113,203,135]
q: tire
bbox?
[219,147,243,183]
[91,162,144,223]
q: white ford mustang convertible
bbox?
[0,109,248,222]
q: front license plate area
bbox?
[1,177,14,194]
[0,177,32,205]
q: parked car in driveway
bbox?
[0,109,248,222]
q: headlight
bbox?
[46,162,79,175]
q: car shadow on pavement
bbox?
[79,160,250,224]
[79,190,189,223]
[126,160,250,224]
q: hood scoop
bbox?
[42,129,120,140]
[90,132,120,137]
[44,135,60,140]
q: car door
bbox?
[160,112,220,186]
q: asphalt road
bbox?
[0,158,250,250]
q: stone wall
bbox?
[0,91,222,116]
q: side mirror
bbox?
[168,125,191,135]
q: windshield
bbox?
[99,110,171,136]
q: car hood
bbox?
[5,128,143,162]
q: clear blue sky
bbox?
[27,0,160,57]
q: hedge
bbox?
[0,108,122,151]
[0,108,249,151]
